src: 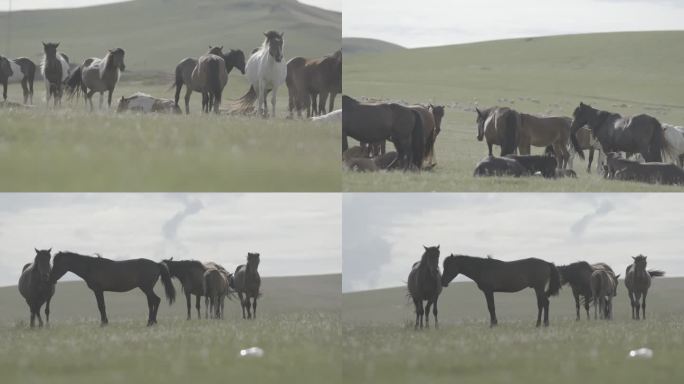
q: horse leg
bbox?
[108,89,113,109]
[185,291,192,320]
[584,295,590,320]
[634,291,642,320]
[433,298,439,329]
[252,296,257,319]
[144,290,154,326]
[196,294,201,319]
[424,301,432,329]
[319,92,328,115]
[573,292,580,321]
[329,92,336,113]
[628,290,636,319]
[587,148,595,173]
[29,304,36,328]
[45,297,51,326]
[184,88,192,114]
[270,87,278,118]
[2,81,6,101]
[86,90,96,112]
[205,295,209,319]
[641,291,647,320]
[535,288,543,327]
[21,78,30,104]
[94,290,108,325]
[484,291,497,327]
[238,292,246,319]
[487,142,493,157]
[99,92,104,109]
[245,297,252,319]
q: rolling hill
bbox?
[342,37,405,55]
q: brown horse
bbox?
[231,253,261,320]
[569,126,603,173]
[342,95,424,170]
[624,255,664,320]
[410,104,445,166]
[50,252,176,326]
[558,261,593,320]
[590,269,615,320]
[203,267,231,319]
[442,255,560,327]
[286,50,342,118]
[191,47,228,113]
[407,246,442,329]
[162,258,207,319]
[18,249,55,328]
[518,114,571,169]
[475,107,520,156]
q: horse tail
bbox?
[411,110,424,169]
[64,65,83,99]
[501,110,518,155]
[570,127,585,161]
[650,120,666,162]
[158,262,176,305]
[169,64,183,92]
[207,58,222,108]
[230,86,257,114]
[546,262,561,297]
[648,270,665,278]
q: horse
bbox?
[203,267,231,319]
[473,155,527,177]
[233,31,287,117]
[50,252,175,326]
[614,160,684,185]
[517,114,571,169]
[662,124,684,166]
[590,269,615,320]
[568,126,604,173]
[173,47,245,114]
[442,255,560,327]
[40,42,70,107]
[344,151,399,172]
[475,107,520,156]
[410,104,445,167]
[504,154,557,178]
[0,56,35,104]
[117,92,181,114]
[342,95,424,170]
[18,249,55,328]
[65,48,126,111]
[231,252,261,319]
[570,102,665,162]
[162,258,207,319]
[557,261,593,320]
[407,246,442,329]
[625,255,664,320]
[286,50,342,118]
[192,47,228,113]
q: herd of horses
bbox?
[18,249,262,327]
[342,95,684,185]
[0,31,341,118]
[408,246,664,329]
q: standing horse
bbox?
[50,252,175,326]
[410,104,445,167]
[570,102,665,162]
[518,113,571,169]
[40,42,70,107]
[286,50,342,118]
[624,255,664,320]
[475,107,520,156]
[662,124,684,166]
[0,56,35,104]
[232,253,261,320]
[18,249,55,328]
[407,246,442,329]
[192,47,228,113]
[342,95,424,170]
[65,48,125,111]
[203,268,231,319]
[233,31,287,117]
[162,258,207,319]
[442,255,560,327]
[568,126,603,173]
[557,261,593,320]
[173,47,245,114]
[590,269,614,320]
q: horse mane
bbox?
[452,254,504,266]
[57,251,114,263]
[102,48,124,78]
[165,259,204,269]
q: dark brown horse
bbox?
[18,249,55,328]
[570,102,665,162]
[442,255,560,327]
[505,154,557,178]
[407,246,442,329]
[192,47,228,114]
[558,261,593,320]
[475,107,520,156]
[473,155,527,177]
[50,252,176,326]
[624,255,664,320]
[231,253,261,319]
[286,50,342,117]
[342,95,424,170]
[203,267,231,319]
[410,104,445,166]
[162,258,207,319]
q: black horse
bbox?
[162,258,207,319]
[18,249,55,328]
[570,102,665,162]
[442,255,560,327]
[50,252,175,326]
[407,246,442,329]
[557,261,594,320]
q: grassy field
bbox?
[0,274,341,384]
[343,277,684,384]
[342,31,684,192]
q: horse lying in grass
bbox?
[117,92,181,114]
[605,152,684,185]
[505,154,557,178]
[343,151,399,172]
[473,155,527,177]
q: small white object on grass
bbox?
[628,348,653,359]
[239,347,265,358]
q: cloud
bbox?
[570,200,615,237]
[162,196,204,241]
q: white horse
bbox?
[663,124,684,166]
[234,31,287,117]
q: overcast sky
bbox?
[343,0,684,48]
[0,0,340,12]
[0,193,341,287]
[343,193,684,293]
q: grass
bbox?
[343,277,684,384]
[342,31,684,192]
[0,275,341,384]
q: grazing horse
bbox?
[570,102,665,162]
[233,31,287,117]
[625,255,664,320]
[518,114,571,169]
[203,268,231,319]
[286,50,342,117]
[475,107,520,156]
[407,246,442,329]
[442,255,560,327]
[568,126,603,173]
[50,252,175,326]
[410,104,445,167]
[162,258,207,319]
[662,124,684,166]
[18,249,55,328]
[342,95,424,170]
[232,253,261,320]
[192,47,228,113]
[0,56,35,104]
[40,42,70,106]
[590,269,615,320]
[173,47,245,114]
[558,261,593,320]
[65,48,126,111]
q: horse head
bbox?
[50,251,71,284]
[430,105,445,135]
[108,48,126,72]
[42,42,59,58]
[0,56,12,77]
[441,254,460,287]
[208,45,224,56]
[224,49,246,75]
[570,102,596,134]
[632,254,647,271]
[420,245,440,273]
[33,248,52,283]
[264,30,284,62]
[247,252,260,270]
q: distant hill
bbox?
[342,37,405,55]
[0,0,340,81]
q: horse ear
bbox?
[475,107,482,117]
[42,42,47,47]
[280,32,285,38]
[35,248,39,253]
[55,43,60,48]
[437,245,440,250]
[423,245,428,251]
[48,248,52,253]
[263,32,268,37]
[220,46,223,50]
[616,274,621,279]
[632,256,637,260]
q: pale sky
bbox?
[0,0,340,12]
[343,193,684,293]
[343,0,684,48]
[0,193,341,287]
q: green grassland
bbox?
[0,274,341,384]
[343,277,684,384]
[342,31,684,192]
